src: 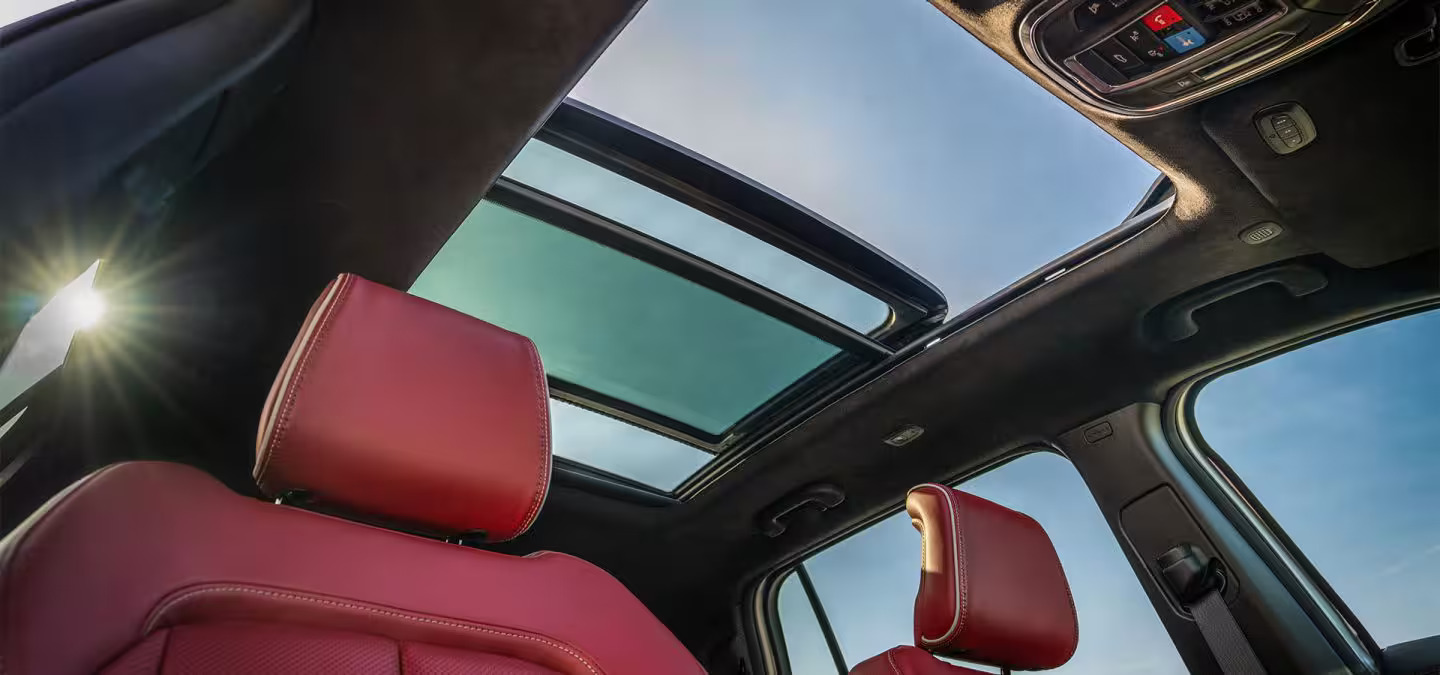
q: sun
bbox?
[66,287,106,329]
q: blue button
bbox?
[1163,27,1207,53]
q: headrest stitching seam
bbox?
[508,338,550,540]
[257,275,354,492]
[951,488,969,649]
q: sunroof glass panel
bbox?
[549,400,711,490]
[411,200,842,435]
[502,140,892,333]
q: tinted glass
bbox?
[549,400,710,490]
[502,140,892,333]
[777,452,1186,673]
[1195,309,1440,647]
[411,201,841,435]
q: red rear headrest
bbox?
[906,484,1078,670]
[255,274,551,542]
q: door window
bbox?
[774,452,1186,673]
[1193,308,1440,648]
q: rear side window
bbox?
[774,452,1186,673]
[1193,308,1440,648]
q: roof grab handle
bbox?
[1152,263,1328,342]
[757,484,845,538]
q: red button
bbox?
[1142,5,1185,31]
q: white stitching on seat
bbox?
[915,484,965,648]
[1028,513,1079,666]
[143,585,603,675]
[508,338,550,540]
[886,649,903,675]
[256,275,354,490]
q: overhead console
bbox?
[1021,0,1398,114]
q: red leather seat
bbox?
[0,274,705,675]
[850,484,1078,675]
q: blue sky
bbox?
[567,0,1187,672]
[564,0,1437,672]
[572,0,1159,312]
[532,0,1160,492]
[1196,310,1440,649]
[3,0,1430,671]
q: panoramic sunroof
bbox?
[411,199,842,435]
[410,103,946,492]
[502,140,892,333]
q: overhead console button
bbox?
[1193,0,1245,14]
[1119,22,1177,61]
[1074,0,1133,29]
[1076,48,1130,84]
[1141,4,1187,31]
[1157,72,1203,92]
[1163,26,1208,52]
[1094,38,1150,73]
[1215,1,1271,29]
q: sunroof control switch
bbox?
[1255,103,1316,154]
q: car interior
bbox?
[0,0,1436,673]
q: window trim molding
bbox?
[1164,299,1440,672]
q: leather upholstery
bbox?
[848,485,1078,674]
[101,622,561,674]
[255,274,551,541]
[849,647,991,675]
[0,461,702,674]
[0,274,704,674]
[907,484,1077,670]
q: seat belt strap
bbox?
[1160,544,1267,675]
[1190,583,1267,675]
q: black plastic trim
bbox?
[549,458,682,507]
[538,99,948,334]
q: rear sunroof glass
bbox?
[503,140,892,333]
[411,200,842,435]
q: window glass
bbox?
[776,452,1186,674]
[0,409,25,442]
[1,0,71,28]
[503,140,891,333]
[549,400,709,491]
[0,261,104,410]
[571,0,1159,315]
[412,201,841,436]
[777,572,836,673]
[1194,308,1440,647]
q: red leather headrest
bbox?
[906,484,1078,670]
[255,274,550,541]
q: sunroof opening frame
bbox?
[537,100,948,346]
[425,101,951,496]
[489,178,887,450]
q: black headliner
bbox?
[2,0,1436,670]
